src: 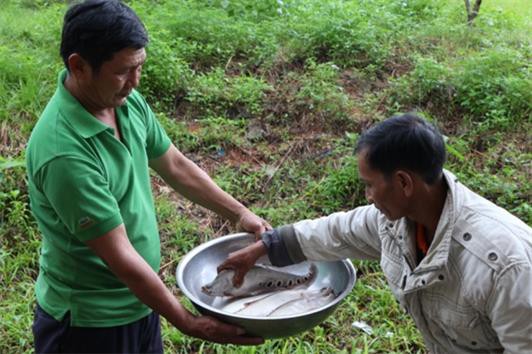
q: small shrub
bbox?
[205,0,289,20]
[453,48,531,130]
[0,159,36,249]
[155,196,203,254]
[387,49,531,131]
[389,0,444,20]
[307,153,364,214]
[195,116,247,151]
[184,68,272,119]
[284,1,391,69]
[141,32,193,111]
[213,164,265,205]
[165,5,274,69]
[296,61,351,120]
[156,113,199,152]
[387,56,454,117]
[265,60,352,128]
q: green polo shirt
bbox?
[26,70,171,327]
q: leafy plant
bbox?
[453,48,531,131]
[141,32,193,110]
[184,68,272,119]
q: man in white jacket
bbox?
[220,113,532,354]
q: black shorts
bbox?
[32,304,163,353]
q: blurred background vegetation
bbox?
[0,0,530,352]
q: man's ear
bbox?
[67,53,90,80]
[395,170,414,197]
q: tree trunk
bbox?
[464,0,482,25]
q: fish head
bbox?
[201,270,235,296]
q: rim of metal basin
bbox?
[176,232,357,320]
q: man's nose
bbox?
[128,69,141,88]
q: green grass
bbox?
[0,0,530,352]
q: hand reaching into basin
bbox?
[218,240,268,287]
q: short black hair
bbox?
[60,0,148,72]
[355,113,446,184]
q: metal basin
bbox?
[176,233,356,338]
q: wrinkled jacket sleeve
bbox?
[487,261,532,353]
[273,205,382,263]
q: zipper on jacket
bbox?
[402,254,415,272]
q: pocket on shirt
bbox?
[424,293,500,350]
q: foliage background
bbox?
[0,0,530,352]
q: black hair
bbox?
[60,0,148,72]
[355,113,446,184]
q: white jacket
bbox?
[284,170,532,353]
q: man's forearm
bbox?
[86,225,195,331]
[151,145,247,223]
[87,224,265,345]
[167,157,246,222]
[112,249,194,329]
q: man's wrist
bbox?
[171,306,195,331]
[252,240,268,258]
[229,205,248,225]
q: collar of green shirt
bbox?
[56,69,127,139]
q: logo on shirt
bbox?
[78,216,95,230]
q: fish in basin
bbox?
[202,263,317,297]
[222,287,337,317]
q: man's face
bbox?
[84,47,146,108]
[357,151,408,220]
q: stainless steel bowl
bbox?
[176,233,356,338]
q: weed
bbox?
[184,68,272,119]
[140,33,193,111]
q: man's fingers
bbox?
[217,263,228,273]
[217,256,237,273]
[216,321,264,344]
[254,220,271,240]
[232,271,244,287]
[216,263,244,286]
[263,220,273,231]
[199,316,264,345]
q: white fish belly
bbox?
[221,287,336,317]
[235,289,305,316]
[221,291,281,314]
[269,288,336,316]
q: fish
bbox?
[221,287,337,317]
[201,263,317,297]
[221,291,283,314]
[268,287,336,317]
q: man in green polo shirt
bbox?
[26,1,268,352]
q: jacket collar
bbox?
[413,169,462,273]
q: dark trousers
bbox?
[32,304,163,354]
